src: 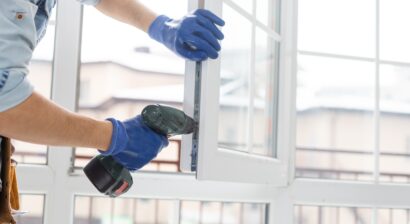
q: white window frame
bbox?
[291,0,410,222]
[181,0,296,185]
[16,0,281,223]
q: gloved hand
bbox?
[100,115,169,171]
[148,9,225,61]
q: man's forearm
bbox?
[0,92,112,151]
[95,0,157,32]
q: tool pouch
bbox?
[0,137,20,224]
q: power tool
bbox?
[83,104,195,197]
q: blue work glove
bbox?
[148,9,225,61]
[100,115,169,171]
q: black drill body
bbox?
[83,104,195,197]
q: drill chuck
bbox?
[141,104,196,136]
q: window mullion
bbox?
[372,0,381,221]
[373,0,381,184]
[247,0,257,154]
[44,0,83,223]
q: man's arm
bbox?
[0,92,112,151]
[95,0,157,32]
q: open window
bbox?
[181,0,297,185]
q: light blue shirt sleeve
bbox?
[77,0,101,6]
[0,69,34,112]
[0,0,37,112]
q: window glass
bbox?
[256,0,280,32]
[378,208,410,224]
[296,55,375,181]
[297,0,410,184]
[380,65,410,183]
[230,0,253,14]
[14,194,45,224]
[180,201,201,223]
[74,196,267,224]
[180,201,266,224]
[218,3,252,153]
[294,205,372,224]
[12,6,57,165]
[298,0,375,58]
[74,197,177,224]
[75,0,188,172]
[218,3,279,157]
[242,203,267,224]
[380,0,410,63]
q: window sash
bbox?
[180,0,295,184]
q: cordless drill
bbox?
[83,104,195,197]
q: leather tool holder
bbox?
[0,137,20,224]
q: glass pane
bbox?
[252,28,279,157]
[12,7,57,165]
[180,201,201,223]
[296,55,375,181]
[256,0,281,32]
[14,194,45,224]
[201,202,221,224]
[229,0,253,14]
[379,65,410,183]
[380,0,410,63]
[75,0,188,172]
[74,196,176,224]
[180,201,266,224]
[218,3,252,152]
[298,0,375,58]
[11,141,47,164]
[243,203,266,224]
[218,4,278,158]
[221,203,241,224]
[74,197,267,224]
[378,209,410,224]
[294,205,372,224]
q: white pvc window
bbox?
[291,0,410,223]
[296,0,410,184]
[15,1,281,223]
[181,0,295,185]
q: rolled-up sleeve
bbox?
[0,69,33,112]
[77,0,101,6]
[0,0,37,112]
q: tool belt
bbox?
[0,137,20,224]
